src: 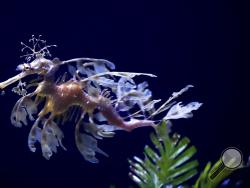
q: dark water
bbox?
[0,0,248,188]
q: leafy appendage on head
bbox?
[20,35,57,62]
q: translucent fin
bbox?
[76,64,95,77]
[41,130,59,160]
[117,78,137,98]
[93,77,117,89]
[48,121,66,150]
[93,60,115,73]
[164,102,202,120]
[75,132,108,163]
[28,119,42,152]
[116,78,153,114]
[84,123,103,140]
[76,62,88,75]
[11,106,27,127]
[67,64,77,77]
[117,77,136,97]
[84,122,116,139]
[137,81,148,91]
[115,102,134,112]
[96,124,123,132]
[40,120,66,160]
[24,97,38,121]
[11,96,37,127]
[94,112,106,122]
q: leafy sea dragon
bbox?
[0,36,202,163]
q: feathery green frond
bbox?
[129,120,199,188]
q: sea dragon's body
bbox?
[0,36,202,163]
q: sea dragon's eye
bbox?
[24,64,31,70]
[16,63,31,71]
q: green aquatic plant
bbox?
[193,160,234,188]
[128,121,247,188]
[129,121,198,188]
[194,158,249,188]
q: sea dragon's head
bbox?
[0,35,58,90]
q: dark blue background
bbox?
[0,0,248,188]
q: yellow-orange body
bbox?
[36,81,97,117]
